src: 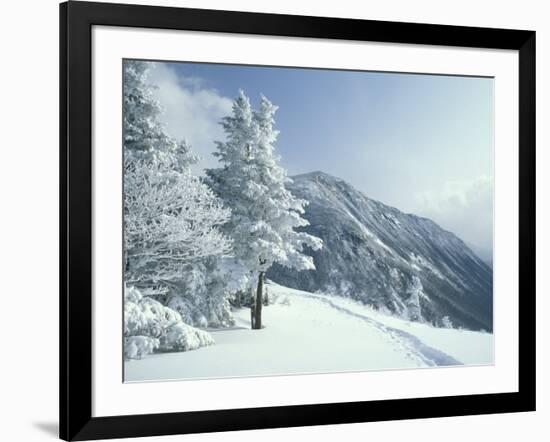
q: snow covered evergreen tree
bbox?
[441,316,454,329]
[123,60,196,166]
[405,276,425,322]
[205,91,322,329]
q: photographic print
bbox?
[123,59,494,383]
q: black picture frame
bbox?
[60,1,536,440]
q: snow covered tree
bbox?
[405,276,425,322]
[123,60,196,166]
[205,91,323,329]
[123,59,235,333]
[441,316,453,329]
[124,155,232,288]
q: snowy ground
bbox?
[125,282,493,382]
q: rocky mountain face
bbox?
[268,171,493,331]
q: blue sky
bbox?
[147,60,494,258]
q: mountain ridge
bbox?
[268,171,493,331]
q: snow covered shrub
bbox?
[165,264,212,326]
[160,323,215,352]
[441,316,454,329]
[124,286,149,335]
[124,336,159,360]
[166,257,249,329]
[165,294,195,325]
[140,296,181,338]
[166,284,236,329]
[124,285,215,359]
[207,298,235,328]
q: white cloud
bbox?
[415,175,493,261]
[148,62,233,173]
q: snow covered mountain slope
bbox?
[125,282,493,382]
[268,171,493,331]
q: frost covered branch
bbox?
[124,158,232,285]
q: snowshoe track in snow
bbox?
[291,291,461,367]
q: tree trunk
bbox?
[250,287,256,329]
[252,271,264,329]
[234,290,242,308]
